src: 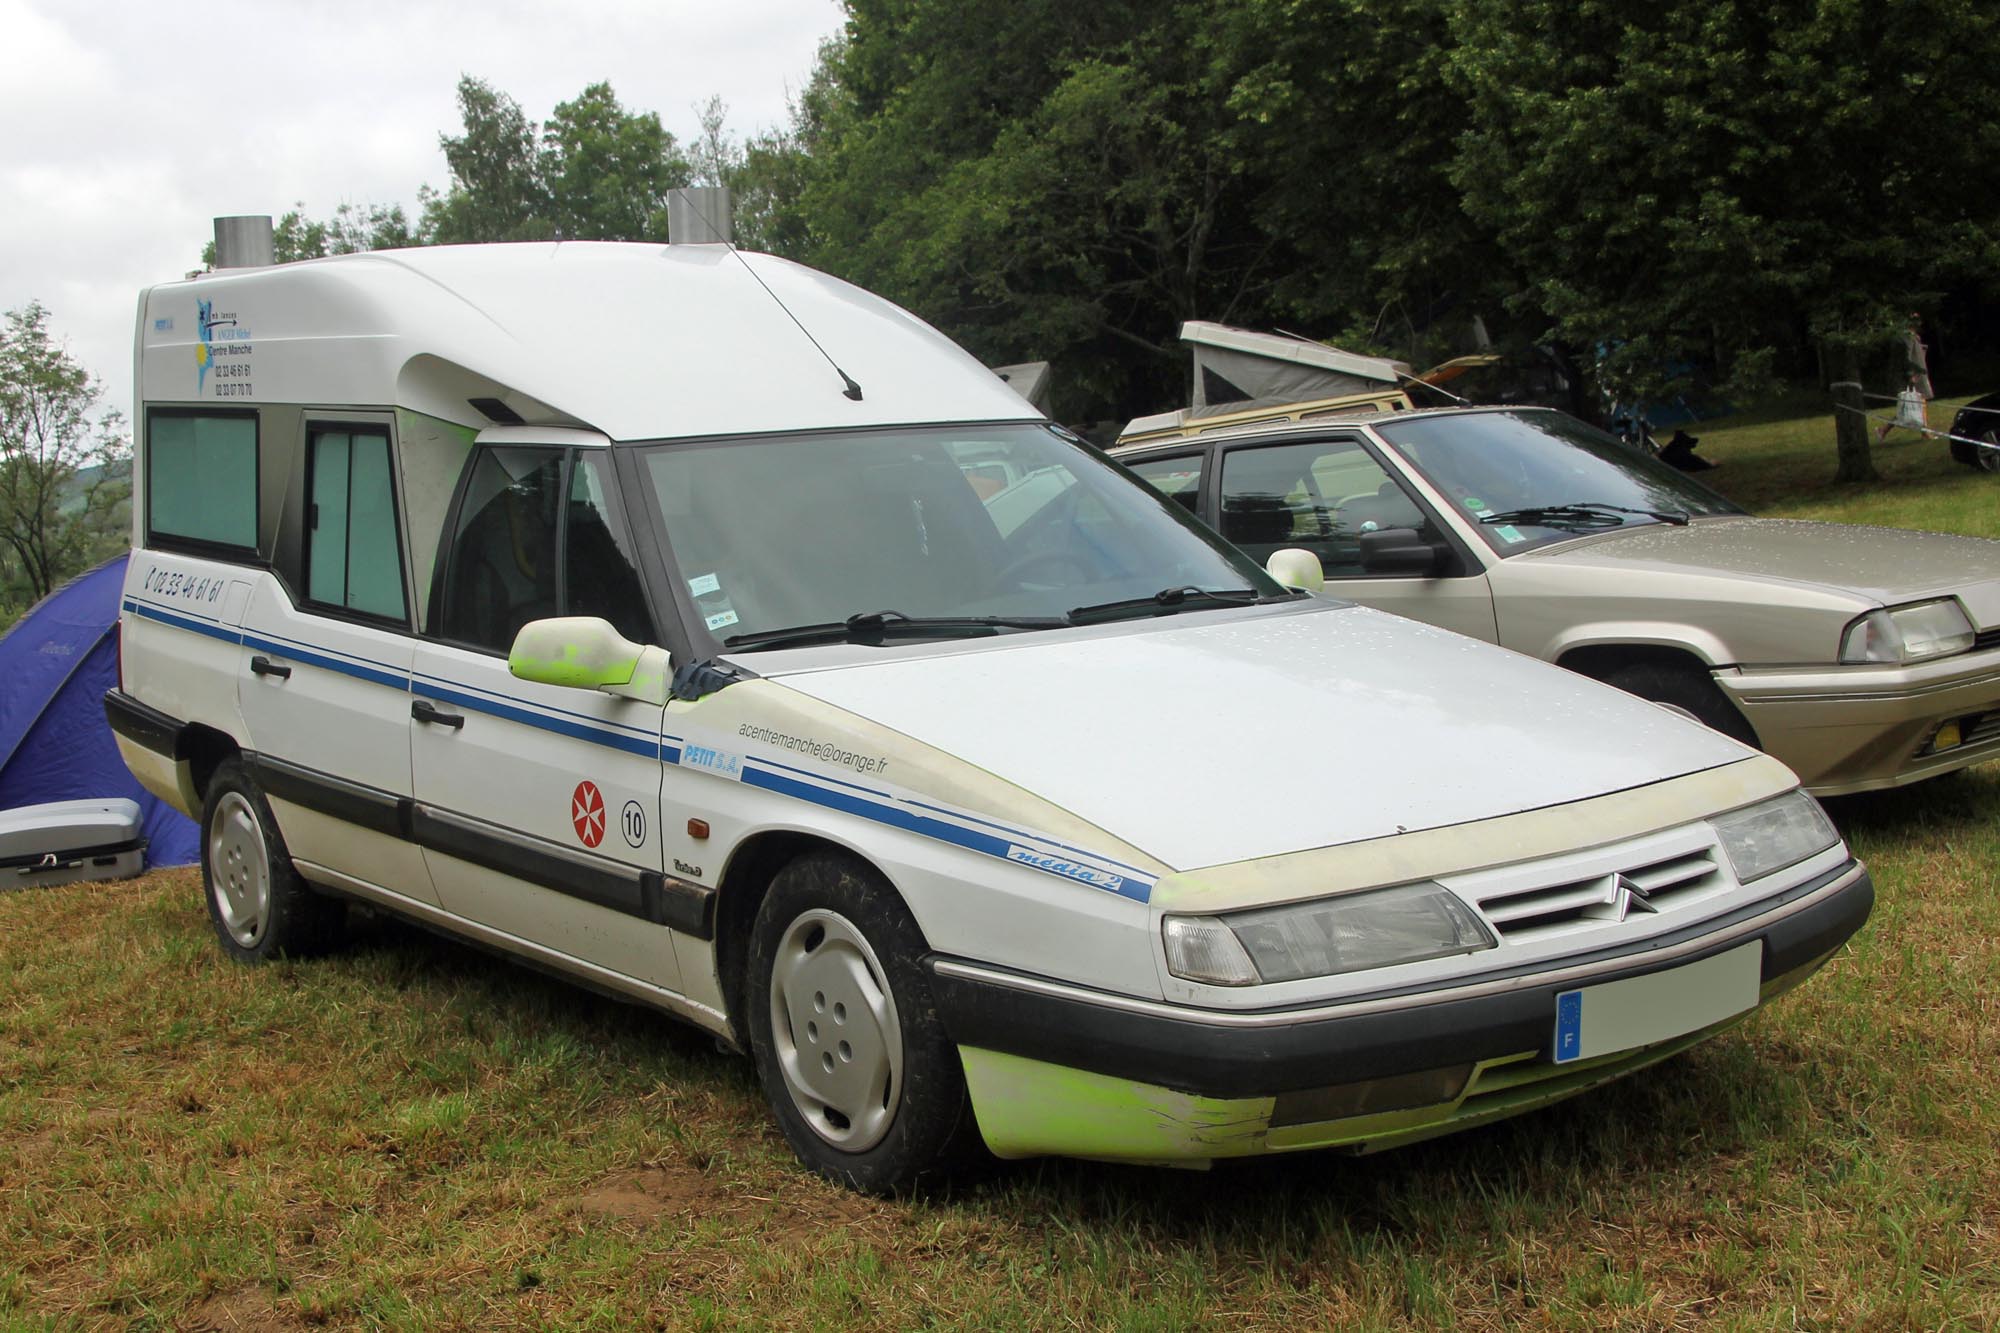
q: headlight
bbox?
[1840,599,1974,664]
[1710,790,1841,883]
[1163,882,1496,987]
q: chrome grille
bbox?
[1465,846,1726,945]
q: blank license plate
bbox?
[1552,941,1762,1064]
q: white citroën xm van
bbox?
[108,243,1871,1191]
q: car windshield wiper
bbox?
[1068,586,1270,625]
[721,609,1068,652]
[1479,501,1688,529]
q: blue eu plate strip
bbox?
[1553,990,1583,1064]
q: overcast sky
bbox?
[0,0,846,425]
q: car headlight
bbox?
[1709,790,1841,884]
[1163,882,1497,987]
[1840,598,1974,664]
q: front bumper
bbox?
[1714,653,2000,794]
[932,859,1871,1162]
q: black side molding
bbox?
[239,747,715,940]
[98,691,715,939]
[104,689,185,760]
[249,753,410,841]
[410,803,714,937]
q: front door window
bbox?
[1219,439,1434,577]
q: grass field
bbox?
[5,404,2000,1330]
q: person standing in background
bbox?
[1879,314,1933,441]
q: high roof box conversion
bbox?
[110,243,1869,1191]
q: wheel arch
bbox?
[1550,624,1733,672]
[178,722,243,819]
[713,829,898,1045]
[1557,641,1760,746]
[1556,640,1724,680]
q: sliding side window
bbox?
[306,427,409,623]
[147,410,258,555]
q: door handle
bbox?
[250,655,292,680]
[411,699,465,729]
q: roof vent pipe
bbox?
[667,188,733,245]
[213,215,276,269]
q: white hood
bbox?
[761,604,1755,870]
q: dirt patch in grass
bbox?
[183,1286,302,1332]
[572,1155,893,1242]
[574,1162,712,1222]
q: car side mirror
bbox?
[509,616,671,705]
[1265,547,1325,593]
[1358,527,1447,576]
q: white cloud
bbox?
[0,0,844,417]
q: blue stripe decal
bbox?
[240,632,410,691]
[898,795,1158,879]
[751,753,1155,881]
[126,598,668,761]
[250,624,408,677]
[419,683,665,760]
[128,592,1142,895]
[124,599,243,645]
[413,669,663,740]
[741,762,1153,903]
[753,755,909,800]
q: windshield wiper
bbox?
[721,609,1068,652]
[1480,501,1688,529]
[1068,586,1270,625]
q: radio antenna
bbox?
[729,248,864,400]
[679,200,863,401]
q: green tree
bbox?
[420,77,692,244]
[197,201,414,269]
[1216,0,1518,365]
[780,2,1317,419]
[1444,0,2000,479]
[0,304,129,610]
[538,82,692,241]
[688,94,742,189]
[734,41,845,256]
[421,77,551,243]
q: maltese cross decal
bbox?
[571,780,606,848]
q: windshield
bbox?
[1377,410,1742,554]
[639,423,1279,645]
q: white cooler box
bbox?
[0,798,147,889]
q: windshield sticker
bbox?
[680,743,744,781]
[736,723,889,777]
[705,609,740,632]
[1462,496,1485,510]
[1494,525,1526,544]
[688,572,721,597]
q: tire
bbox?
[746,850,980,1193]
[200,758,345,963]
[1977,429,2000,474]
[1604,662,1759,749]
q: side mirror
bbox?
[509,616,670,705]
[1358,527,1447,576]
[1265,547,1325,593]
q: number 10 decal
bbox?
[621,800,647,848]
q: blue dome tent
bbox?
[0,556,199,867]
